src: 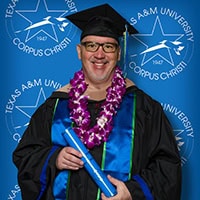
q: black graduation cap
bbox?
[66,3,138,41]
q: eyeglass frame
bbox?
[80,41,119,53]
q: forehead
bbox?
[81,35,118,43]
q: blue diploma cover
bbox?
[63,127,117,197]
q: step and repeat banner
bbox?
[1,0,199,199]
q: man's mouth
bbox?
[94,63,104,66]
[92,61,108,66]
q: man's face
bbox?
[76,35,121,85]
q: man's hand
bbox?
[101,175,132,200]
[56,146,84,170]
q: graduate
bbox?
[13,4,182,200]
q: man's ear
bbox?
[117,47,121,61]
[76,44,82,59]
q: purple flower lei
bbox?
[68,66,126,149]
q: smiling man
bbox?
[13,4,182,200]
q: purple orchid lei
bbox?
[68,66,126,149]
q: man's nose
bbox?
[94,46,105,58]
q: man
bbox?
[13,4,181,200]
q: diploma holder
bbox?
[63,127,117,197]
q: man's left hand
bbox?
[101,175,132,200]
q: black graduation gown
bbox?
[13,86,182,200]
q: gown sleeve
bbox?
[125,90,182,200]
[12,98,61,200]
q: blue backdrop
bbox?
[1,0,199,199]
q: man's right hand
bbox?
[56,147,84,170]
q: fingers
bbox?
[107,175,118,185]
[64,146,82,158]
[101,175,132,200]
[56,147,84,170]
[101,175,118,200]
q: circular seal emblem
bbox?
[5,78,62,143]
[161,103,194,166]
[127,7,194,81]
[5,0,78,57]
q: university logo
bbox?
[5,78,62,143]
[127,7,194,80]
[5,0,78,57]
[161,103,194,166]
[8,185,20,200]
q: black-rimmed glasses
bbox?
[81,41,119,53]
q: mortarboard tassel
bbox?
[122,24,129,77]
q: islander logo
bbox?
[5,78,62,143]
[5,0,78,57]
[128,7,194,80]
[161,103,194,166]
